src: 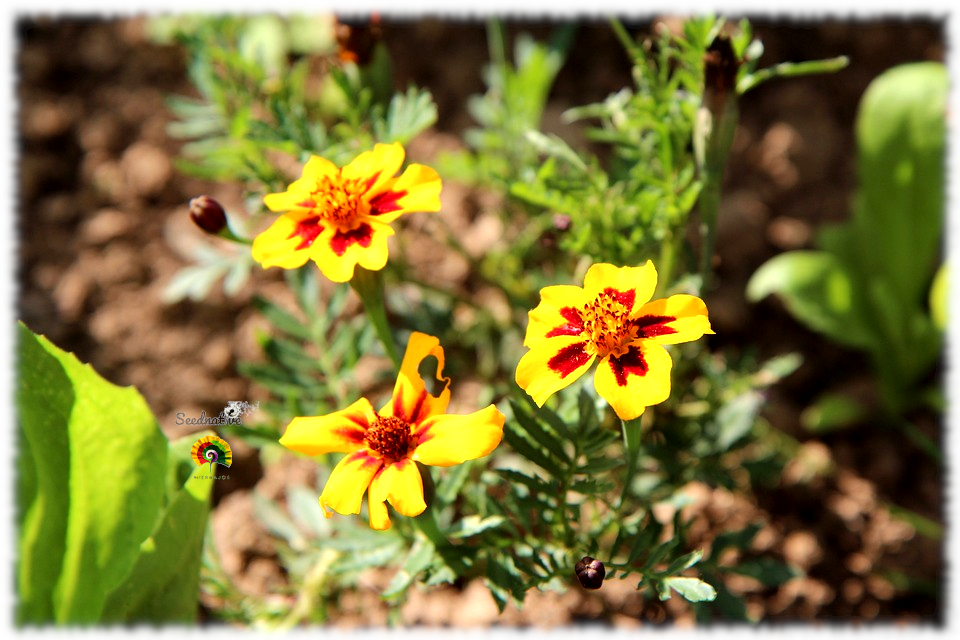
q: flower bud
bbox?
[575,556,605,590]
[189,195,228,235]
[335,15,382,66]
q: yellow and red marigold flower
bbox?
[279,332,504,530]
[252,142,442,283]
[516,261,713,421]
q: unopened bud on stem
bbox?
[189,195,228,235]
[575,556,605,590]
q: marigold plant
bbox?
[516,261,713,420]
[253,142,442,283]
[279,332,505,530]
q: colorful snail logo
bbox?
[191,435,233,473]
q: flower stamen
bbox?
[310,174,368,226]
[580,289,638,358]
[366,415,411,461]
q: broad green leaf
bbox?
[929,262,948,332]
[853,62,946,310]
[746,251,873,350]
[661,576,717,602]
[17,323,168,624]
[100,471,214,623]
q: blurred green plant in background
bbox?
[748,62,946,457]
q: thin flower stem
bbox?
[608,17,640,62]
[654,230,681,299]
[617,416,644,510]
[350,267,402,373]
[412,466,449,548]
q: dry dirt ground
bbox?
[16,16,944,625]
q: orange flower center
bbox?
[581,290,638,358]
[310,174,368,226]
[366,415,411,461]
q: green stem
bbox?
[654,230,681,299]
[608,16,640,61]
[350,266,402,372]
[697,176,722,291]
[617,416,644,510]
[412,465,448,548]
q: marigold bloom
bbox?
[516,261,713,421]
[252,142,442,283]
[279,332,504,530]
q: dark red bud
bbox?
[575,556,605,590]
[703,35,739,106]
[335,14,382,66]
[189,195,228,235]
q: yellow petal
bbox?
[251,212,319,269]
[386,332,451,423]
[593,343,673,421]
[369,457,427,525]
[522,285,589,348]
[632,294,714,345]
[582,261,657,310]
[264,155,339,211]
[307,220,393,283]
[367,164,443,223]
[515,336,595,407]
[278,398,375,456]
[367,494,391,530]
[412,405,505,467]
[342,142,405,195]
[319,450,382,518]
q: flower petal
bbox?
[319,450,382,518]
[279,398,375,456]
[387,332,451,424]
[516,336,595,407]
[252,211,322,269]
[593,343,673,421]
[412,405,505,467]
[368,458,427,530]
[342,142,405,195]
[264,155,339,212]
[522,285,589,348]
[367,164,443,223]
[632,294,714,345]
[307,219,393,283]
[582,261,657,310]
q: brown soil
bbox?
[16,16,944,625]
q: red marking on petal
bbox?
[607,346,649,387]
[412,420,434,445]
[633,315,678,339]
[330,223,374,256]
[369,189,408,215]
[287,216,323,250]
[409,391,427,424]
[296,199,317,209]
[546,306,585,338]
[346,449,384,471]
[547,341,592,378]
[332,424,367,445]
[394,388,427,425]
[604,287,636,311]
[365,171,381,191]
